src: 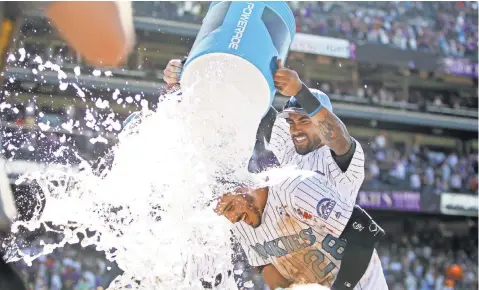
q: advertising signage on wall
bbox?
[440,193,478,217]
[357,190,477,216]
[356,191,422,212]
[290,33,355,59]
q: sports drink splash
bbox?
[3,2,298,289]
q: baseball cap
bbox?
[277,89,333,118]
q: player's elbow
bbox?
[46,1,135,68]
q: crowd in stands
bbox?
[315,81,478,114]
[360,131,478,195]
[132,1,478,59]
[377,216,478,290]
[292,1,478,58]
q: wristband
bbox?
[294,82,323,117]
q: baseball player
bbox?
[215,170,388,290]
[163,59,365,208]
[268,59,365,209]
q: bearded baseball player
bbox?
[268,60,365,210]
[163,58,365,208]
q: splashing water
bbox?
[5,93,256,289]
[3,50,314,290]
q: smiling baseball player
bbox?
[215,170,388,290]
[162,58,365,208]
[267,60,365,210]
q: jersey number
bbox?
[303,234,345,281]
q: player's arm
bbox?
[275,61,365,204]
[274,60,353,164]
[31,2,135,67]
[258,264,293,290]
[248,107,281,173]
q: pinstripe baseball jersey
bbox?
[232,172,388,289]
[268,118,365,207]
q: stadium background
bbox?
[0,2,477,290]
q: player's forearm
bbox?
[45,1,135,67]
[259,264,292,290]
[294,83,352,155]
[255,106,278,148]
[248,107,280,172]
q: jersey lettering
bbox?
[304,249,336,281]
[322,234,346,260]
[250,227,316,259]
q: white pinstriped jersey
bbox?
[233,172,388,289]
[268,118,366,207]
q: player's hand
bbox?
[163,59,183,85]
[274,59,302,97]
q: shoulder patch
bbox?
[316,198,336,220]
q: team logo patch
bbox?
[316,198,336,220]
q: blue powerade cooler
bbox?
[181,1,296,118]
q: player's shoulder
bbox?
[273,170,329,195]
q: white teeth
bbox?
[294,136,306,142]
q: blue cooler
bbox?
[181,1,296,118]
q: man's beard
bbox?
[293,135,321,155]
[294,143,314,155]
